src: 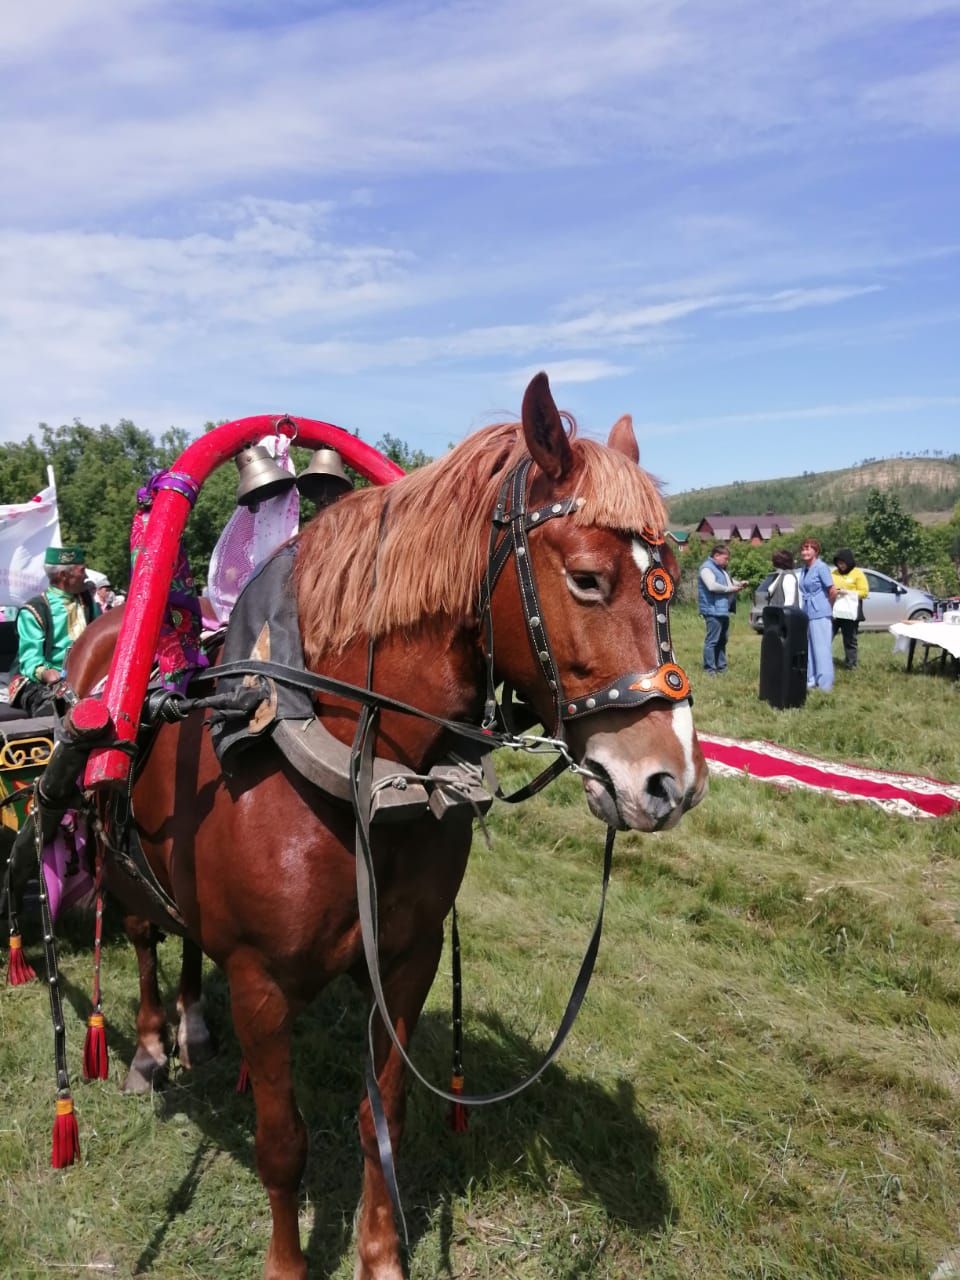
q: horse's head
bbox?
[489,372,708,832]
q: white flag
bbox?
[0,483,61,604]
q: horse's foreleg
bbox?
[228,953,307,1280]
[175,938,215,1070]
[355,930,444,1280]
[122,915,170,1094]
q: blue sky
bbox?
[2,0,958,494]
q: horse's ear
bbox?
[607,415,639,464]
[521,372,573,480]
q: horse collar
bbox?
[480,458,691,734]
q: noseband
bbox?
[479,457,691,737]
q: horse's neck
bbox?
[316,618,484,768]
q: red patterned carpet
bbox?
[698,733,960,819]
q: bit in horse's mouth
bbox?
[580,758,627,830]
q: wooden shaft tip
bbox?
[67,699,112,737]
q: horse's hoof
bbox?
[122,1046,168,1094]
[122,1065,163,1094]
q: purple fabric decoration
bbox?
[41,812,96,922]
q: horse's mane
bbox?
[295,417,666,663]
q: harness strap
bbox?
[33,789,72,1095]
[483,750,570,804]
[477,465,579,732]
[202,656,582,802]
[504,459,566,736]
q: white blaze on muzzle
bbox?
[670,700,697,794]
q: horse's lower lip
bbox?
[582,763,627,830]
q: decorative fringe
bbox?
[6,933,37,986]
[82,1012,109,1081]
[235,1058,250,1094]
[447,1074,468,1133]
[51,1094,80,1168]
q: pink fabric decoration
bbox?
[206,433,300,623]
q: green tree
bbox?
[824,513,866,561]
[914,511,960,596]
[860,489,922,582]
[375,433,432,472]
[0,419,178,589]
[0,437,49,502]
[0,419,432,594]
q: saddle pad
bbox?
[205,541,494,825]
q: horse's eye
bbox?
[565,568,608,602]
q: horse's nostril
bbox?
[645,771,681,809]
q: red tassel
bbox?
[82,1012,109,1081]
[6,933,37,986]
[447,1074,469,1133]
[51,1094,81,1168]
[235,1058,250,1094]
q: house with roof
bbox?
[694,511,795,545]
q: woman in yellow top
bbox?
[831,548,870,669]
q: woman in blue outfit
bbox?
[798,538,837,691]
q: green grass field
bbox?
[2,607,959,1279]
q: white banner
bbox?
[0,482,61,605]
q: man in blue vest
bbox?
[9,546,100,718]
[697,543,747,675]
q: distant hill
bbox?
[667,456,960,526]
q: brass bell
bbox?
[235,445,296,510]
[296,447,354,506]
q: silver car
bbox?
[749,569,935,633]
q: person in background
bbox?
[831,548,870,669]
[94,582,117,611]
[768,548,800,607]
[799,538,837,691]
[8,546,100,717]
[697,543,748,675]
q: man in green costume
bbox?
[9,546,100,718]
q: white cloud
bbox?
[635,395,960,440]
[265,281,884,374]
[0,195,892,436]
[861,60,960,133]
[508,360,632,389]
[4,1,960,216]
[728,285,884,314]
[1,0,956,477]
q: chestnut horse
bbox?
[69,373,708,1280]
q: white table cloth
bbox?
[890,619,960,661]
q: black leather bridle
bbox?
[479,456,691,740]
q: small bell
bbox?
[235,445,296,511]
[296,447,354,506]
